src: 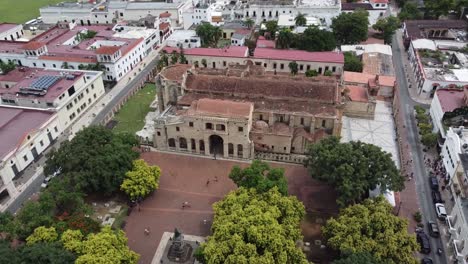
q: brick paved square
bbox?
[125,152,337,263]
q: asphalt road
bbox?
[392,33,448,264]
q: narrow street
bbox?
[392,32,448,264]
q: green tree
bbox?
[43,177,86,215]
[344,52,363,72]
[288,61,299,75]
[324,70,333,76]
[179,47,187,64]
[15,198,55,239]
[44,126,139,195]
[421,133,438,147]
[121,159,161,200]
[295,13,307,26]
[26,226,58,245]
[305,69,319,77]
[372,16,400,44]
[195,23,223,47]
[63,226,139,264]
[423,0,457,19]
[170,51,179,64]
[61,62,70,69]
[304,136,404,206]
[200,187,308,264]
[229,160,288,196]
[276,28,294,49]
[0,212,16,240]
[265,20,279,38]
[0,240,19,263]
[20,242,76,264]
[332,10,369,44]
[295,26,336,51]
[245,18,255,29]
[333,252,382,264]
[323,197,419,264]
[0,60,16,74]
[398,2,423,21]
[201,58,207,68]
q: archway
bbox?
[209,135,224,156]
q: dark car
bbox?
[417,231,431,254]
[432,190,443,203]
[427,221,440,237]
[429,176,439,191]
[421,258,433,264]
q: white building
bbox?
[182,3,226,29]
[0,67,105,211]
[40,0,193,27]
[341,0,390,25]
[0,23,24,41]
[441,127,468,181]
[0,24,158,82]
[429,88,467,138]
[446,153,468,264]
[277,14,321,29]
[166,30,201,49]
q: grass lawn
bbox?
[113,83,156,135]
[0,0,69,23]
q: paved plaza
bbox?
[124,151,337,263]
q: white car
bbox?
[41,176,51,188]
[435,203,447,219]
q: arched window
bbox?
[179,137,187,149]
[191,139,196,150]
[216,124,226,131]
[168,138,176,148]
[199,140,205,152]
[205,123,213,130]
[228,143,234,156]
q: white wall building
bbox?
[441,127,468,181]
[166,30,201,49]
[0,23,24,41]
[341,0,390,25]
[429,88,467,138]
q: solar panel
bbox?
[30,75,61,90]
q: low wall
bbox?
[255,151,306,164]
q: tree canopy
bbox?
[398,2,423,21]
[344,52,363,72]
[304,136,404,206]
[372,16,400,45]
[333,252,382,264]
[229,160,288,196]
[288,61,299,75]
[331,10,369,44]
[26,226,58,245]
[295,26,336,51]
[20,242,77,264]
[199,187,307,264]
[44,126,139,195]
[245,18,255,29]
[121,159,161,200]
[423,0,461,19]
[323,197,419,264]
[195,23,222,47]
[276,28,294,49]
[0,60,16,74]
[295,13,307,26]
[264,20,279,39]
[61,226,139,264]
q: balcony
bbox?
[447,215,458,237]
[450,239,465,262]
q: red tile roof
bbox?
[187,98,253,118]
[0,107,55,159]
[160,22,171,32]
[253,48,344,64]
[163,46,249,58]
[0,23,19,33]
[39,55,98,63]
[379,75,396,87]
[160,64,192,82]
[347,85,369,102]
[159,12,171,18]
[343,71,375,84]
[436,89,466,112]
[256,39,275,48]
[95,45,120,55]
[22,41,45,50]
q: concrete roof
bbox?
[436,89,466,112]
[341,44,393,56]
[0,107,54,159]
[0,23,20,33]
[186,98,252,118]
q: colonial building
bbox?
[153,63,343,163]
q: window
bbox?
[33,63,36,67]
[306,65,310,70]
[168,138,176,147]
[23,155,28,162]
[299,65,303,71]
[91,84,95,89]
[176,126,180,132]
[264,63,267,68]
[280,64,284,70]
[40,140,44,146]
[189,122,194,127]
[53,64,56,68]
[179,138,187,149]
[42,63,46,67]
[273,63,277,69]
[216,124,225,131]
[322,120,326,127]
[206,123,213,130]
[223,61,226,67]
[199,140,205,151]
[300,118,304,125]
[284,147,287,151]
[332,66,336,72]
[54,126,58,132]
[259,114,263,120]
[272,145,275,150]
[157,131,161,136]
[238,127,243,132]
[237,144,243,157]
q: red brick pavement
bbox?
[124,152,337,264]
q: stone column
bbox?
[234,144,238,158]
[195,139,200,154]
[289,115,295,127]
[309,117,315,133]
[223,143,229,158]
[268,112,274,126]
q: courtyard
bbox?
[124,151,338,263]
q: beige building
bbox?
[154,63,343,163]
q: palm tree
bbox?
[276,29,293,49]
[245,18,255,29]
[295,13,307,26]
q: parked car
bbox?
[417,231,431,254]
[427,221,440,237]
[421,258,433,264]
[429,176,439,191]
[40,176,51,188]
[435,203,447,220]
[432,190,443,203]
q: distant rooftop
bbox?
[186,98,253,119]
[0,23,20,33]
[346,85,368,102]
[0,107,54,159]
[163,46,249,58]
[404,20,467,40]
[253,48,344,64]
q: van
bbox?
[432,190,443,203]
[417,231,431,254]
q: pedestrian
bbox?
[203,219,207,225]
[214,176,218,182]
[206,179,210,186]
[144,228,150,235]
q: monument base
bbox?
[152,232,205,264]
